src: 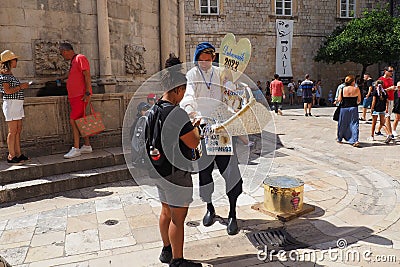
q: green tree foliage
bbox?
[314,8,400,75]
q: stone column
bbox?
[160,0,170,66]
[178,0,186,61]
[96,0,116,93]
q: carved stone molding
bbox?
[34,40,70,75]
[124,44,146,75]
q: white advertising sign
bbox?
[275,20,294,78]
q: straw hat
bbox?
[1,50,19,63]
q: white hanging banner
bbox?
[275,19,293,78]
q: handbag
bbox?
[75,103,105,137]
[333,88,343,121]
[333,105,341,121]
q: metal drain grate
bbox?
[246,228,307,252]
[104,219,119,226]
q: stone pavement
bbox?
[0,106,399,267]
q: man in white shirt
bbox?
[180,42,243,235]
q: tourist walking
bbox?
[270,73,285,115]
[301,74,314,116]
[59,42,93,159]
[287,78,295,106]
[368,80,389,142]
[360,73,374,122]
[375,66,396,143]
[296,79,303,104]
[315,80,322,106]
[337,75,362,147]
[0,50,30,163]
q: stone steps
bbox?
[0,147,133,204]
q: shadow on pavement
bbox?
[200,204,393,267]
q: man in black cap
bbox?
[180,42,243,235]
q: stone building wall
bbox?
[0,0,181,95]
[0,0,181,157]
[184,0,388,96]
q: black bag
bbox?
[333,88,343,121]
[131,102,173,175]
[333,105,341,121]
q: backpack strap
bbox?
[149,101,177,148]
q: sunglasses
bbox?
[387,69,394,72]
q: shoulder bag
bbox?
[75,102,106,137]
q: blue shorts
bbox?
[372,110,385,116]
[363,97,372,108]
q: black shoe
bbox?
[227,217,239,235]
[305,113,308,117]
[202,210,215,227]
[170,258,202,267]
[7,156,20,164]
[308,113,312,116]
[17,154,30,161]
[159,244,172,263]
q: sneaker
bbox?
[159,244,172,263]
[384,135,393,144]
[375,131,383,136]
[359,117,366,121]
[64,147,81,159]
[169,258,202,267]
[80,145,93,154]
[393,130,398,137]
[367,136,375,142]
[277,109,283,115]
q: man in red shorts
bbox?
[59,42,93,158]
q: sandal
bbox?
[352,142,360,147]
[7,156,21,164]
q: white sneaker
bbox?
[393,130,398,137]
[367,136,375,142]
[64,147,81,159]
[80,145,93,154]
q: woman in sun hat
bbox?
[0,50,30,163]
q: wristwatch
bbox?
[85,91,91,96]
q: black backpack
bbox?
[131,101,174,176]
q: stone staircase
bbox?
[0,147,132,204]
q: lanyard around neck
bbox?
[198,66,214,90]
